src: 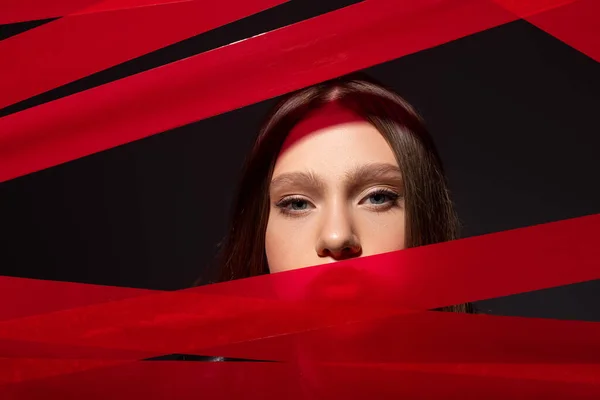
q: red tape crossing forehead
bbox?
[278,101,366,159]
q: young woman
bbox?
[208,73,472,314]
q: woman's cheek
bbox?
[265,217,315,273]
[357,211,406,256]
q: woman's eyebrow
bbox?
[269,171,325,193]
[344,163,403,192]
[270,163,402,194]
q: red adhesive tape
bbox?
[0,0,588,184]
[1,360,599,399]
[0,0,525,183]
[0,358,132,386]
[309,363,600,399]
[526,0,599,62]
[492,0,584,17]
[0,0,101,24]
[202,311,600,365]
[0,0,596,395]
[0,0,243,25]
[322,362,600,385]
[0,0,286,110]
[0,216,597,366]
[0,276,154,321]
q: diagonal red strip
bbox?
[0,276,155,321]
[491,0,599,61]
[0,215,597,357]
[202,311,600,365]
[6,313,599,386]
[69,0,248,16]
[1,360,600,399]
[0,215,598,385]
[324,362,600,385]
[0,0,287,110]
[0,0,244,25]
[492,0,584,17]
[0,358,132,386]
[0,0,528,184]
[0,338,156,360]
[0,0,101,24]
[526,0,599,62]
[311,363,600,398]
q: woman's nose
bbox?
[315,207,362,260]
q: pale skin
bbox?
[265,103,406,273]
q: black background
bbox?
[0,2,598,320]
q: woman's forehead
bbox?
[273,104,398,179]
[278,101,365,156]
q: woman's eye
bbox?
[289,200,309,210]
[366,192,397,205]
[361,190,401,209]
[367,193,389,205]
[276,197,314,215]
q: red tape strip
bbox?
[526,0,599,62]
[0,0,100,24]
[0,0,244,25]
[202,311,600,364]
[0,0,592,183]
[5,312,599,385]
[0,276,153,321]
[0,216,597,380]
[0,0,528,183]
[1,360,599,399]
[0,0,286,110]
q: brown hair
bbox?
[206,73,472,313]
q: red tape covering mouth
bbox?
[0,214,598,390]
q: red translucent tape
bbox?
[0,0,581,184]
[0,0,594,184]
[202,311,600,367]
[527,0,599,62]
[0,0,100,24]
[492,0,599,61]
[0,0,238,24]
[1,215,598,352]
[0,276,152,321]
[0,215,598,386]
[0,0,286,110]
[1,360,599,399]
[4,314,599,386]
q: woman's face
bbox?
[265,103,406,273]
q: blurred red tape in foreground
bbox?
[0,214,598,394]
[1,359,600,399]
